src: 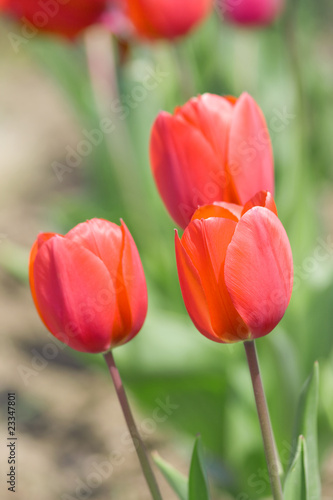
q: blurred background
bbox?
[0,0,333,499]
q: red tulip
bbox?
[29,219,147,353]
[175,194,293,343]
[150,92,274,228]
[218,0,284,26]
[124,0,213,40]
[1,0,108,38]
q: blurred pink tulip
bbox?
[218,0,285,26]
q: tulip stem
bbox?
[84,29,150,236]
[103,351,163,500]
[244,340,283,500]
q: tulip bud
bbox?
[175,195,293,343]
[218,0,285,26]
[124,0,213,40]
[1,0,108,38]
[150,92,274,228]
[29,219,148,353]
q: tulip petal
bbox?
[191,202,242,222]
[222,0,284,26]
[66,218,123,273]
[67,218,142,345]
[126,0,212,39]
[150,95,234,227]
[29,233,57,329]
[180,94,234,163]
[224,95,238,106]
[242,191,278,216]
[228,93,274,204]
[116,221,148,345]
[150,112,221,227]
[225,207,293,337]
[33,236,116,353]
[175,230,215,341]
[178,219,249,342]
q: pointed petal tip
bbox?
[242,191,278,216]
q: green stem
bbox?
[103,351,163,500]
[84,28,150,234]
[244,341,283,500]
[172,43,197,100]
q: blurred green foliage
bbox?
[1,0,333,498]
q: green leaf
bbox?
[284,435,307,500]
[152,452,188,500]
[289,362,321,499]
[188,436,210,500]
